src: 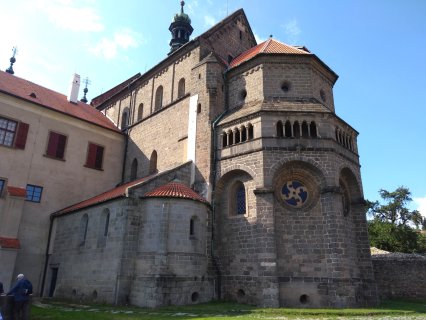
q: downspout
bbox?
[121,86,134,183]
[40,215,55,297]
[210,68,230,300]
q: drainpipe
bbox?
[121,86,134,184]
[210,68,230,300]
[40,215,55,297]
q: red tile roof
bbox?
[0,237,21,249]
[53,175,155,216]
[230,38,310,68]
[7,186,26,198]
[0,71,120,132]
[144,182,208,204]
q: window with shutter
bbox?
[15,122,29,149]
[85,142,104,170]
[46,131,67,160]
[0,116,18,147]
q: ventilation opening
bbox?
[197,103,201,113]
[72,289,77,297]
[239,89,247,102]
[281,81,290,92]
[237,289,245,297]
[191,292,199,302]
[299,294,309,304]
[92,290,98,300]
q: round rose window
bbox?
[281,181,308,207]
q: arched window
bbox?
[248,124,254,140]
[276,121,284,138]
[80,214,89,246]
[121,108,129,129]
[241,126,247,142]
[137,103,143,121]
[130,158,138,181]
[293,121,301,138]
[155,86,163,111]
[228,130,234,145]
[222,132,228,148]
[310,122,317,138]
[235,128,241,143]
[285,121,292,137]
[178,78,185,98]
[229,181,246,216]
[97,209,110,247]
[149,150,157,174]
[302,121,309,138]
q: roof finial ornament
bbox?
[6,46,17,75]
[80,77,91,103]
[181,1,185,14]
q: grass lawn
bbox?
[28,299,426,319]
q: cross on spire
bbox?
[80,77,91,103]
[6,46,18,75]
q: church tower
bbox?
[169,1,193,54]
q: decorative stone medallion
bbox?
[281,181,308,207]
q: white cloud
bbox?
[90,29,140,60]
[414,196,426,218]
[281,19,301,44]
[204,15,216,28]
[253,31,265,44]
[186,0,199,15]
[32,0,104,32]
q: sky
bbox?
[1,0,425,218]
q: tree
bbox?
[366,186,422,227]
[366,186,425,253]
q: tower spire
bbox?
[80,77,91,103]
[6,47,17,75]
[168,1,193,55]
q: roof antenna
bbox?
[227,0,229,16]
[6,46,17,75]
[80,77,91,103]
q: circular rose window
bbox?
[281,181,308,207]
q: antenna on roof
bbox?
[80,77,91,103]
[227,0,229,16]
[6,46,17,75]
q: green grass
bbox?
[29,299,426,319]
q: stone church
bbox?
[6,2,379,308]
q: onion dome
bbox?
[168,1,193,54]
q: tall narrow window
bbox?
[222,133,228,148]
[149,150,157,174]
[276,121,283,138]
[178,78,185,98]
[302,121,309,138]
[228,130,234,145]
[137,103,144,121]
[130,158,138,181]
[26,184,43,203]
[248,124,254,140]
[97,209,110,247]
[235,129,241,143]
[236,183,246,215]
[80,214,89,246]
[121,108,129,129]
[85,143,104,170]
[155,86,163,111]
[0,179,5,196]
[190,217,195,236]
[46,131,67,160]
[241,126,247,142]
[285,121,292,137]
[293,121,301,138]
[310,122,317,138]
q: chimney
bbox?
[67,74,81,103]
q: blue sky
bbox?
[1,0,425,217]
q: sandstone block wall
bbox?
[372,254,426,301]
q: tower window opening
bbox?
[235,129,241,143]
[310,122,317,138]
[241,126,247,142]
[222,133,228,148]
[285,121,292,137]
[302,121,309,138]
[293,121,301,138]
[276,121,284,138]
[248,124,254,140]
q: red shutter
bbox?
[14,122,29,150]
[86,143,97,167]
[46,132,59,157]
[56,134,67,159]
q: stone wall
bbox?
[372,253,426,301]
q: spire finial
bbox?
[6,46,17,75]
[80,77,91,103]
[181,1,185,14]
